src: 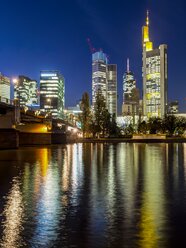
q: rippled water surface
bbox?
[0,143,186,247]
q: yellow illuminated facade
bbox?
[142,11,168,118]
[142,11,153,51]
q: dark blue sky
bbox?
[0,0,186,112]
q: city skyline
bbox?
[0,0,185,112]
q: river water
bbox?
[0,143,186,248]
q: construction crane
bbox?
[87,38,96,54]
[86,38,110,62]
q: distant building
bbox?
[168,101,179,114]
[65,103,82,117]
[122,59,139,116]
[65,103,82,128]
[142,11,168,118]
[14,75,38,107]
[92,51,108,110]
[107,64,117,116]
[0,73,10,103]
[40,70,65,118]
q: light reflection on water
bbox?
[0,143,186,247]
[0,178,24,248]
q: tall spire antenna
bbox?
[127,58,130,72]
[146,10,149,26]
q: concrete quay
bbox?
[0,129,78,149]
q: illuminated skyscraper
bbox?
[122,59,139,115]
[142,11,168,118]
[0,73,10,103]
[107,64,117,116]
[14,76,38,107]
[92,50,117,115]
[40,70,65,118]
[92,51,108,110]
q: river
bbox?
[0,143,186,247]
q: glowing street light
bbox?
[13,78,18,84]
[12,78,19,126]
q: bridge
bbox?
[0,98,15,113]
[0,97,19,128]
[0,98,82,148]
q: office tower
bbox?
[107,64,117,116]
[92,51,108,110]
[122,59,139,115]
[40,70,65,118]
[92,50,118,115]
[142,11,168,118]
[14,76,38,107]
[0,73,10,103]
[168,101,179,114]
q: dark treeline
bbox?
[78,92,186,138]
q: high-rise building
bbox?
[40,70,65,118]
[0,73,10,103]
[14,76,38,107]
[92,50,117,116]
[92,51,108,110]
[107,64,117,116]
[142,11,168,118]
[122,59,139,115]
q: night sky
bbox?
[0,0,186,113]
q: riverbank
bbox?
[77,137,186,143]
[1,129,186,150]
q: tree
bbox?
[94,90,111,137]
[124,124,134,136]
[109,113,119,136]
[138,120,148,134]
[79,92,91,137]
[148,117,162,134]
[162,115,177,136]
[174,117,186,136]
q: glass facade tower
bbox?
[40,70,65,118]
[92,51,108,110]
[122,59,139,115]
[92,50,117,116]
[123,59,136,103]
[107,64,117,116]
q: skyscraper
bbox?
[0,73,10,103]
[92,50,117,116]
[40,70,65,118]
[122,59,139,115]
[92,51,108,110]
[14,76,38,107]
[142,11,168,118]
[107,64,117,116]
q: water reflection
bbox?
[137,144,167,248]
[0,178,24,248]
[0,143,186,247]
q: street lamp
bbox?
[12,78,19,125]
[13,78,18,84]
